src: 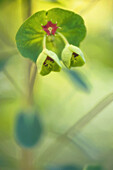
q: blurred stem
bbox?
[43,35,47,49]
[21,0,32,21]
[37,92,113,163]
[21,1,37,170]
[21,149,33,170]
[3,68,24,95]
[57,32,69,45]
[28,63,37,105]
[66,92,113,136]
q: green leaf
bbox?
[83,165,103,170]
[15,108,43,148]
[0,152,18,169]
[16,8,86,62]
[47,8,86,46]
[47,165,82,170]
[16,10,47,62]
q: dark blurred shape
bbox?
[84,165,103,170]
[0,0,14,5]
[47,165,82,170]
[0,52,10,71]
[0,152,18,169]
[15,108,42,148]
[63,69,90,92]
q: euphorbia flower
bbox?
[61,44,85,69]
[42,21,58,35]
[37,49,62,76]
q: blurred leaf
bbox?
[47,165,82,170]
[63,69,90,92]
[0,152,18,169]
[0,0,15,6]
[16,8,86,62]
[15,108,43,148]
[83,165,103,170]
[0,55,9,71]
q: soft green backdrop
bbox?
[0,0,113,170]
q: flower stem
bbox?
[43,35,47,49]
[20,1,37,170]
[37,92,113,163]
[28,63,37,105]
[57,32,69,45]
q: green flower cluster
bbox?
[16,8,86,75]
[37,32,85,76]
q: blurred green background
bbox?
[0,0,113,170]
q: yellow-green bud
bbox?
[36,49,62,76]
[61,44,85,69]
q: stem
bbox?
[57,32,69,45]
[37,92,113,163]
[21,0,32,20]
[43,35,47,49]
[66,92,113,136]
[3,68,24,95]
[28,63,37,105]
[21,149,33,170]
[20,1,37,170]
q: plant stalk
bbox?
[57,32,69,45]
[37,92,113,164]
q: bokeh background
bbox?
[0,0,113,170]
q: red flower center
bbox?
[42,21,58,35]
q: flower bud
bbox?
[37,49,62,76]
[61,44,85,69]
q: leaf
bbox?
[47,165,82,170]
[0,152,18,169]
[63,69,90,92]
[16,8,86,62]
[47,8,86,46]
[83,165,103,170]
[15,108,43,148]
[0,0,14,6]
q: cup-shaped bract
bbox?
[37,49,62,76]
[61,44,85,69]
[15,109,42,148]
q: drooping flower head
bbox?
[61,44,85,69]
[37,49,62,76]
[42,21,58,35]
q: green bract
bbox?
[37,48,62,76]
[16,8,86,62]
[61,44,85,68]
[15,109,42,148]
